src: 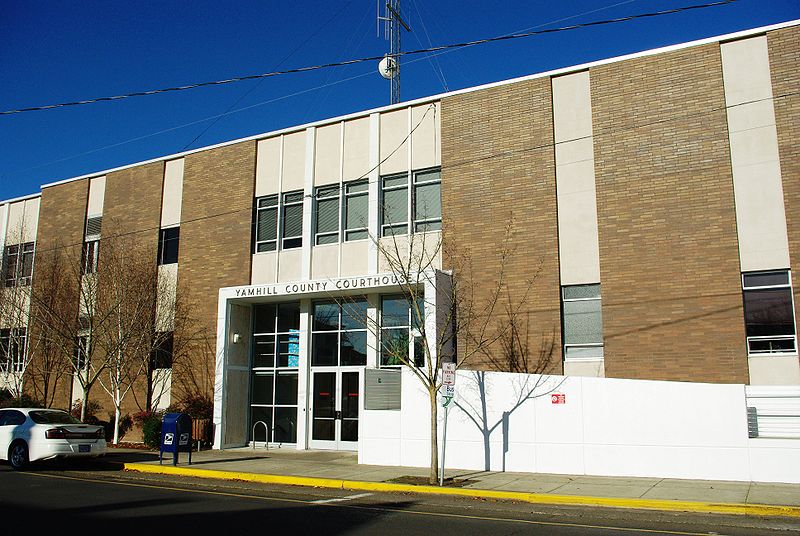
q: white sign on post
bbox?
[442,362,456,399]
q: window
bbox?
[743,271,796,354]
[251,302,300,443]
[0,328,26,373]
[562,284,604,360]
[311,299,368,367]
[151,332,174,369]
[381,168,441,237]
[413,168,442,232]
[282,191,304,249]
[380,294,425,367]
[158,227,180,265]
[314,185,339,245]
[381,173,408,237]
[254,191,304,252]
[345,180,369,241]
[3,242,34,287]
[81,239,100,275]
[73,335,89,370]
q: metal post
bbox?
[439,398,450,487]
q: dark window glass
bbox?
[150,332,174,369]
[250,406,273,442]
[277,302,300,332]
[340,331,367,366]
[3,410,26,426]
[274,407,297,443]
[312,333,338,366]
[29,410,81,425]
[345,180,369,241]
[275,373,298,405]
[251,373,274,405]
[743,288,795,337]
[414,336,426,368]
[341,299,368,330]
[381,295,408,327]
[253,335,276,368]
[158,227,180,265]
[254,304,276,334]
[313,302,339,331]
[255,195,279,253]
[743,272,790,288]
[3,245,18,287]
[315,185,340,245]
[81,240,99,275]
[381,329,408,366]
[282,191,304,249]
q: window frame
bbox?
[561,284,605,362]
[157,226,180,265]
[412,167,442,233]
[344,179,369,242]
[314,185,340,246]
[281,191,304,250]
[0,328,26,373]
[742,270,797,356]
[380,172,410,237]
[311,298,369,368]
[379,294,425,368]
[3,242,34,287]
[81,239,100,275]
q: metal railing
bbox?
[252,420,271,450]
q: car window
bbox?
[0,410,7,426]
[28,410,82,425]
[3,410,26,426]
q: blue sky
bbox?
[1,0,798,201]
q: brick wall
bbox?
[769,26,800,333]
[441,78,562,373]
[591,44,747,383]
[176,141,256,398]
[32,180,89,409]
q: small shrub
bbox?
[180,394,213,420]
[0,393,42,408]
[134,410,163,449]
[71,399,103,422]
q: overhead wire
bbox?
[0,0,738,116]
[21,87,798,259]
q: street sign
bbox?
[442,362,456,386]
[551,393,566,404]
[443,384,455,398]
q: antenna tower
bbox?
[377,1,410,104]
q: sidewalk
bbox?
[104,447,800,518]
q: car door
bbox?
[0,410,11,459]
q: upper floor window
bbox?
[562,284,604,360]
[0,328,26,373]
[3,242,34,287]
[381,167,441,237]
[81,239,100,275]
[743,271,796,355]
[311,299,368,367]
[158,227,180,265]
[254,191,304,252]
[314,185,339,245]
[345,180,369,241]
[151,332,174,369]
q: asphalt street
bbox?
[0,462,797,536]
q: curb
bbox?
[122,463,800,519]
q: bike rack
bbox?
[252,420,271,451]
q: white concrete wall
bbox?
[360,369,800,483]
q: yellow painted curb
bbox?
[123,463,800,519]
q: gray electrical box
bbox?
[365,368,401,410]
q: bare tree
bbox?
[366,216,540,484]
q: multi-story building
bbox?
[1,20,798,452]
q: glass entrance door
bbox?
[309,370,360,450]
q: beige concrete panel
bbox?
[411,103,440,169]
[251,252,277,284]
[422,231,443,271]
[721,36,773,107]
[380,108,408,175]
[278,248,303,282]
[6,198,40,243]
[728,125,781,169]
[86,176,106,217]
[311,243,339,278]
[227,303,252,369]
[564,360,605,377]
[223,368,249,446]
[378,232,442,273]
[552,71,593,143]
[748,356,800,385]
[0,288,30,328]
[734,159,791,271]
[151,369,172,410]
[314,123,341,186]
[727,99,777,133]
[340,240,369,276]
[156,263,178,331]
[161,159,184,227]
[554,137,594,167]
[343,116,371,181]
[282,131,306,192]
[256,137,281,197]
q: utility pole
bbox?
[378,1,411,104]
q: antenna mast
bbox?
[377,1,410,104]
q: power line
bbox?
[21,88,797,259]
[0,0,737,116]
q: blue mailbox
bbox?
[160,413,193,466]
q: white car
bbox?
[0,408,107,470]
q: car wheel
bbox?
[9,441,29,471]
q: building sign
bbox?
[551,393,566,404]
[442,362,456,398]
[232,274,410,299]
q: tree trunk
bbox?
[429,387,439,485]
[113,402,121,445]
[80,387,89,422]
